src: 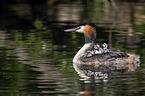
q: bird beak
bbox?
[64,28,76,32]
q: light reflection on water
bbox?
[0,0,145,96]
[73,58,141,96]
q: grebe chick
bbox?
[64,23,139,65]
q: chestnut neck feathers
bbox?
[83,25,96,43]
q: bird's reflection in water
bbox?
[73,55,140,96]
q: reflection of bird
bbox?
[64,23,140,65]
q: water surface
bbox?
[0,0,145,96]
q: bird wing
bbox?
[81,49,128,62]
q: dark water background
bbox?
[0,0,145,96]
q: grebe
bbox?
[65,23,140,65]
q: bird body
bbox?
[64,23,140,65]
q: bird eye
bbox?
[76,27,81,29]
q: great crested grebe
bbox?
[64,23,140,65]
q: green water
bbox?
[0,0,145,96]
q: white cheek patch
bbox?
[76,26,85,33]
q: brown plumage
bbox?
[83,25,96,43]
[83,25,96,37]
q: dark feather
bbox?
[81,49,129,62]
[78,23,96,27]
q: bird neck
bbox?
[84,26,96,43]
[73,42,94,63]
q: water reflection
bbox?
[0,0,145,96]
[73,53,140,95]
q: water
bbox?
[0,0,145,96]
